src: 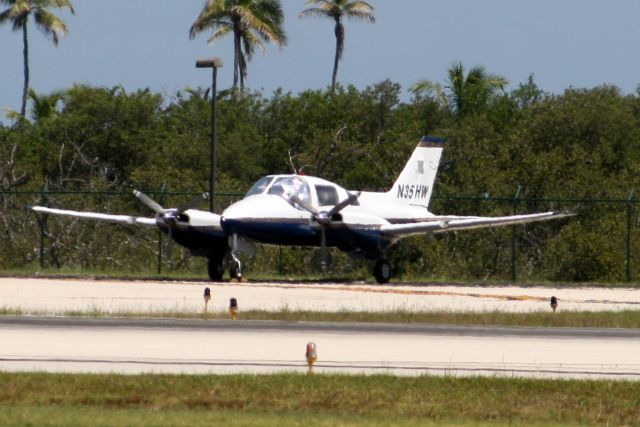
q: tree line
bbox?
[1,73,639,282]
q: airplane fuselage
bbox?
[218,175,435,259]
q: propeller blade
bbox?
[133,190,164,214]
[289,193,319,216]
[167,228,174,270]
[320,225,328,271]
[327,191,360,217]
[177,192,209,214]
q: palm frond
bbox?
[189,0,227,39]
[8,1,32,18]
[37,0,74,14]
[0,8,13,23]
[3,106,27,124]
[242,29,265,58]
[299,8,331,19]
[206,24,233,44]
[410,80,440,96]
[343,0,374,22]
[230,2,286,46]
[27,88,64,121]
[33,8,67,44]
[343,10,374,23]
[300,0,340,19]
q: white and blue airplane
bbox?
[30,136,572,283]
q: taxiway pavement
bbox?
[1,277,640,314]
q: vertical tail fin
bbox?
[388,136,444,207]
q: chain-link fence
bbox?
[1,188,637,283]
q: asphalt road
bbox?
[2,316,639,379]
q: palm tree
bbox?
[0,0,74,117]
[189,0,286,91]
[300,0,375,91]
[4,88,64,123]
[411,62,508,118]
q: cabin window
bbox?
[315,185,339,206]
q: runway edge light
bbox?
[204,287,211,313]
[306,342,317,374]
[229,297,238,320]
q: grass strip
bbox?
[0,405,525,427]
[0,372,637,426]
[3,306,640,328]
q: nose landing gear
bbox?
[229,234,243,281]
[229,258,243,281]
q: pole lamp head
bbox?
[196,57,224,68]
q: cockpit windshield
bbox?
[245,176,274,197]
[245,175,311,210]
[267,176,311,207]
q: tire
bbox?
[207,257,224,281]
[373,259,392,284]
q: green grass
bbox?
[3,306,640,328]
[0,406,532,427]
[0,372,636,426]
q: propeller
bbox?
[133,190,164,214]
[133,190,209,268]
[289,191,360,270]
[176,192,209,215]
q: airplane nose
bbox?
[224,195,292,219]
[221,195,297,235]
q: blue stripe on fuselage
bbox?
[222,218,389,258]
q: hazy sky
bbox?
[2,0,640,115]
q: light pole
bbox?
[196,57,223,213]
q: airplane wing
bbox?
[381,211,574,238]
[28,206,157,227]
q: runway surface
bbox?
[1,316,639,379]
[2,277,640,314]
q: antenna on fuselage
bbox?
[288,149,298,174]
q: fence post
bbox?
[38,182,49,270]
[626,190,635,283]
[157,183,167,275]
[511,185,522,283]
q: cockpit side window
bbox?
[315,185,339,206]
[246,176,274,197]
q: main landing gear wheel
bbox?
[373,259,392,284]
[207,257,224,281]
[230,260,243,282]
